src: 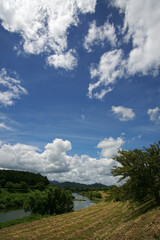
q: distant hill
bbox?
[49,181,107,190]
[0,169,49,187]
[49,180,59,186]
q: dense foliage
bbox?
[111,141,160,204]
[0,188,47,209]
[24,186,73,215]
[0,188,30,209]
[0,170,50,209]
[0,170,49,188]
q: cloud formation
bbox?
[88,49,125,99]
[97,137,125,158]
[87,0,160,99]
[83,20,117,52]
[147,107,160,124]
[0,0,96,70]
[47,49,77,70]
[112,106,135,121]
[0,68,27,107]
[0,137,125,185]
[112,0,160,75]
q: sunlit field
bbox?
[0,200,160,240]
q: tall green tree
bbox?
[111,141,160,204]
[24,186,73,215]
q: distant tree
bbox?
[92,191,102,199]
[24,186,73,215]
[35,182,45,191]
[0,174,6,187]
[111,141,160,205]
[6,181,15,192]
[20,181,29,192]
[0,170,49,187]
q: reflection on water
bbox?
[0,193,94,223]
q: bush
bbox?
[24,186,73,215]
[92,191,102,199]
[105,186,125,202]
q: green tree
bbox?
[24,186,73,215]
[0,174,6,187]
[6,181,15,192]
[35,182,45,191]
[20,181,29,192]
[111,141,160,205]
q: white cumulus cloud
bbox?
[0,68,27,107]
[46,49,77,70]
[97,137,125,159]
[0,139,72,174]
[0,0,96,70]
[87,0,160,100]
[84,20,117,52]
[88,49,125,99]
[112,106,135,121]
[112,0,160,75]
[147,107,160,124]
[0,136,125,185]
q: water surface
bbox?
[0,208,30,223]
[73,193,94,211]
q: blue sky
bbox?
[0,0,160,185]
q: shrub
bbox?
[24,186,73,215]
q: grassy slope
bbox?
[0,200,160,240]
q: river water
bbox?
[73,193,94,211]
[0,193,93,223]
[0,209,31,223]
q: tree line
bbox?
[24,186,73,215]
[0,170,49,190]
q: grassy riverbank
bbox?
[0,199,160,240]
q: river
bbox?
[0,193,93,223]
[73,193,94,211]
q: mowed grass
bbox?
[0,200,160,240]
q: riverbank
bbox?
[0,193,93,228]
[0,200,160,239]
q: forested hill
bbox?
[0,169,49,187]
[50,181,107,190]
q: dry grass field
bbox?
[0,200,160,240]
